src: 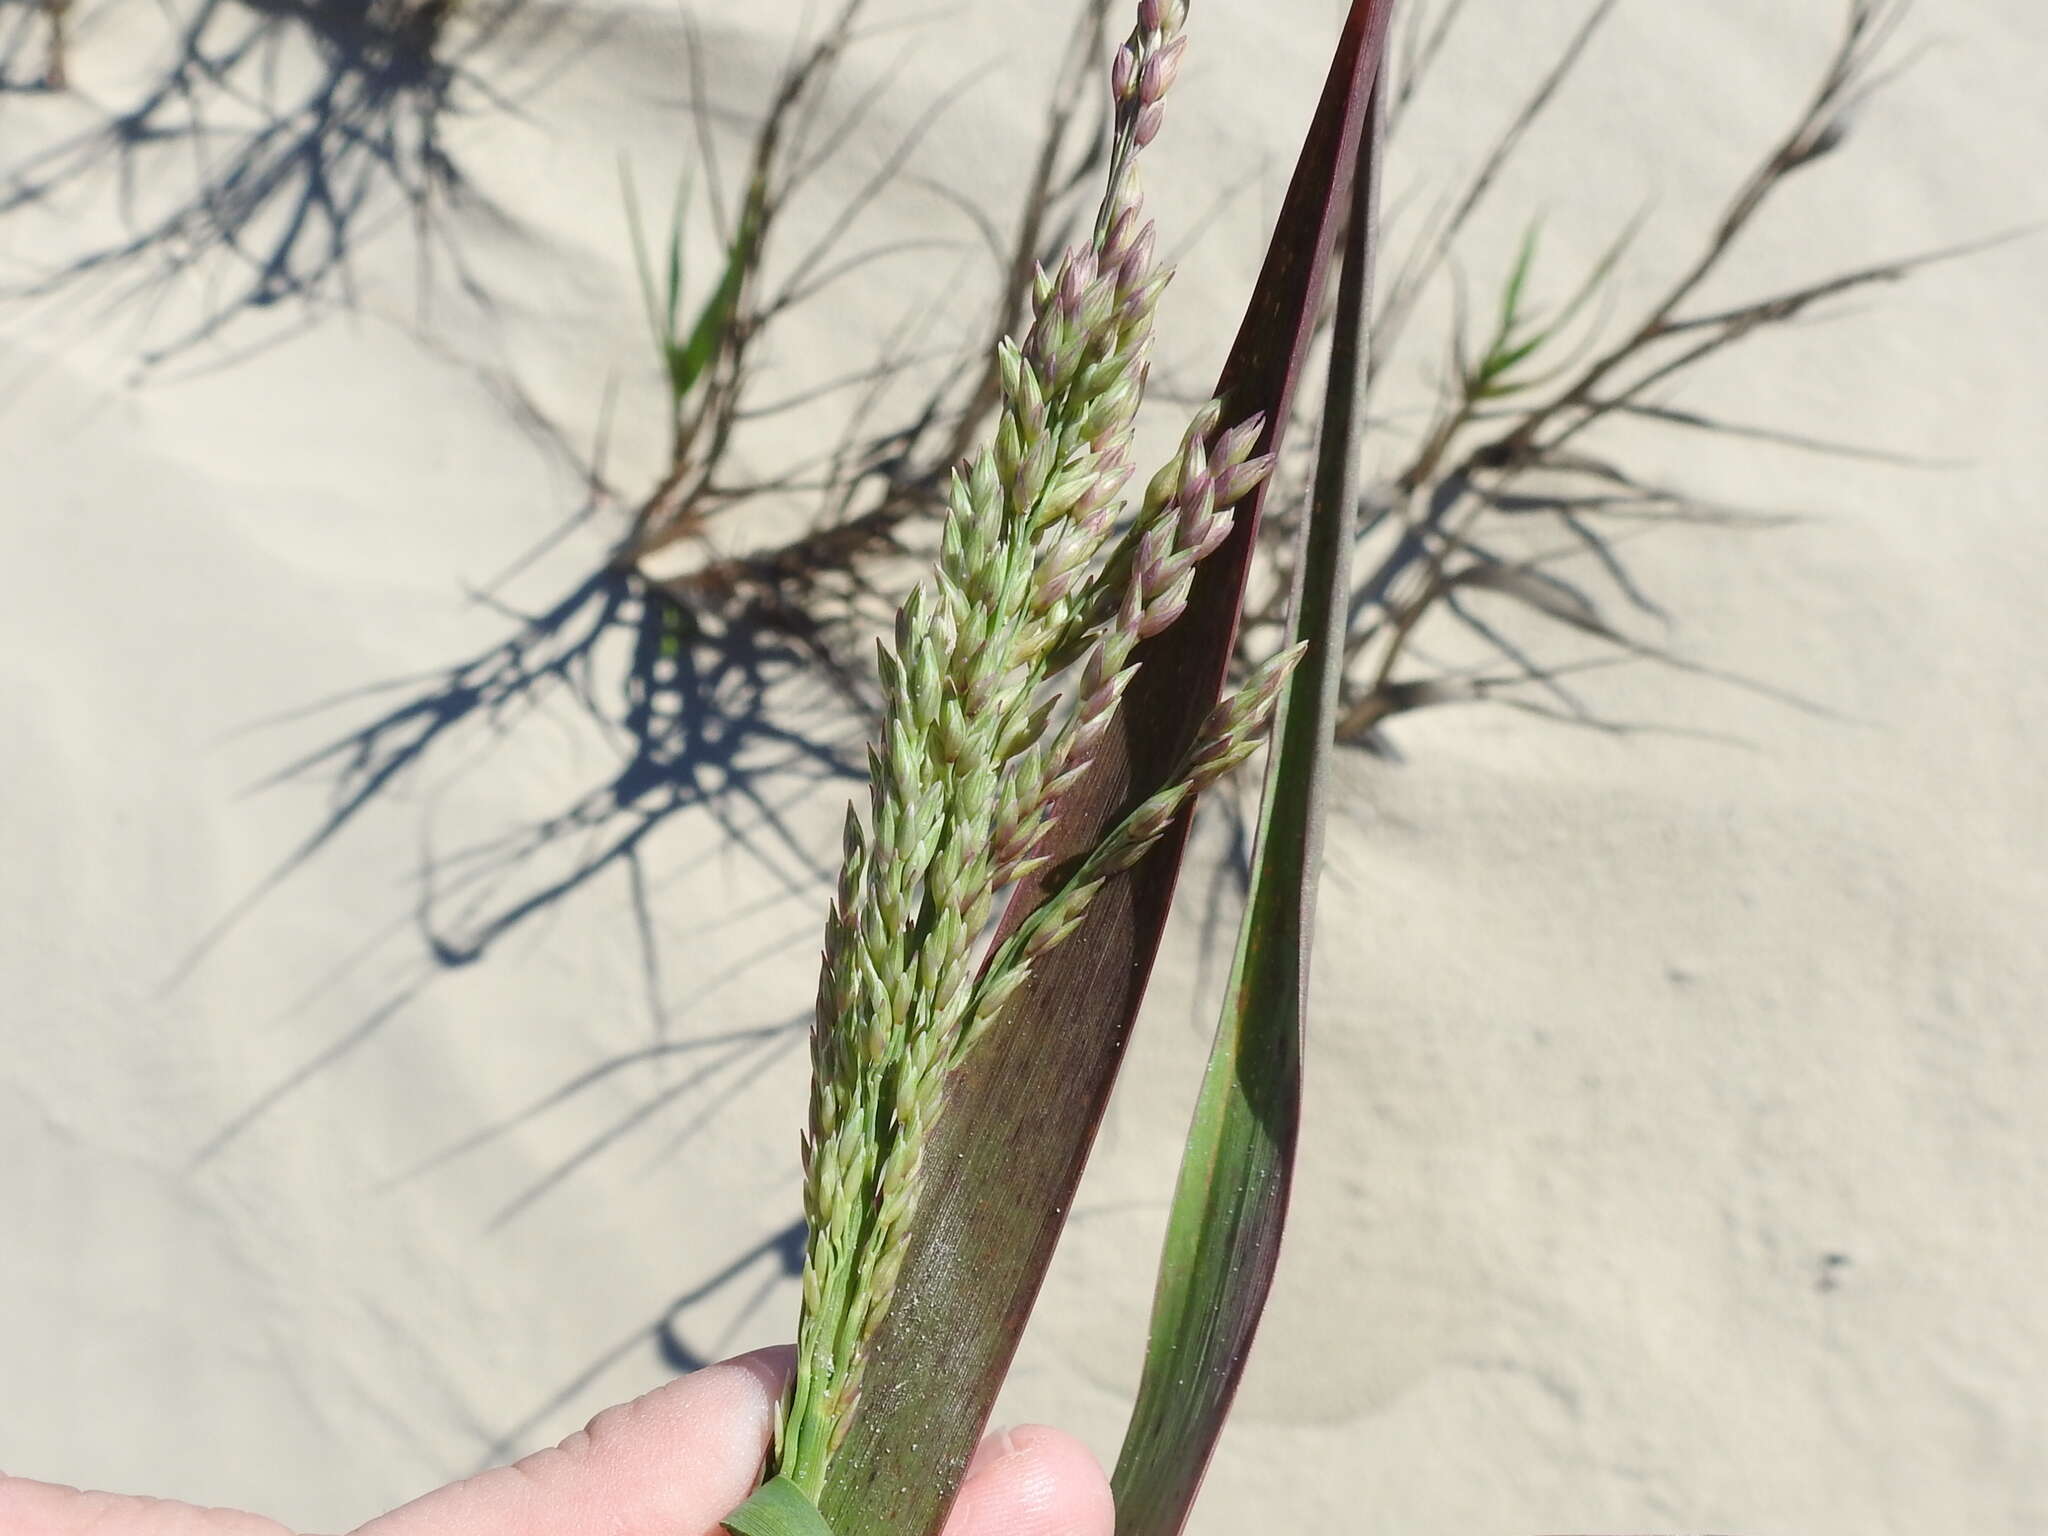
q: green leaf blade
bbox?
[1110,41,1392,1536]
[725,1475,837,1536]
[676,180,762,404]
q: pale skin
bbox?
[0,1348,1115,1536]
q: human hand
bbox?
[0,1347,1113,1536]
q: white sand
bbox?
[2,0,2043,1530]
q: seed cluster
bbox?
[774,0,1299,1499]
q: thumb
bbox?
[353,1347,788,1536]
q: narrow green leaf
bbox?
[810,8,1399,1536]
[1499,219,1540,336]
[1485,214,1644,398]
[1110,51,1390,1536]
[675,178,762,403]
[1492,326,1550,376]
[724,1475,837,1536]
[664,166,690,341]
[620,158,688,389]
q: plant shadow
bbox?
[0,0,576,365]
[471,1215,808,1467]
[189,543,865,1186]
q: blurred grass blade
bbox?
[620,159,689,389]
[724,1475,834,1536]
[677,179,763,402]
[1110,54,1390,1536]
[812,8,1397,1535]
[620,158,754,411]
[1499,221,1539,341]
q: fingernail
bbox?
[966,1423,1020,1473]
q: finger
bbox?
[0,1476,290,1536]
[943,1425,1116,1536]
[354,1346,791,1536]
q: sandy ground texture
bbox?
[2,0,2044,1531]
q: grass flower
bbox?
[764,0,1296,1506]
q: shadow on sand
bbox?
[186,540,864,1156]
[174,530,868,1454]
[0,0,585,365]
[472,1215,808,1467]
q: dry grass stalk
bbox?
[39,0,68,89]
[614,2,869,574]
[670,0,1123,630]
[1326,0,1998,745]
